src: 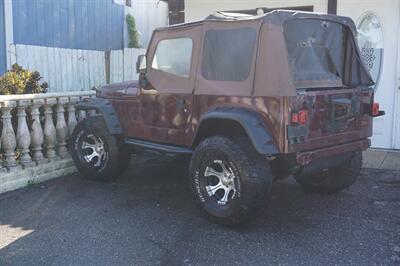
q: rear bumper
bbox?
[296,138,370,166]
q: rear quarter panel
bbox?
[192,95,289,152]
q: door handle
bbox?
[177,98,189,112]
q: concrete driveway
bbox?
[0,155,399,265]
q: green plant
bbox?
[126,14,140,48]
[27,179,39,188]
[0,64,48,95]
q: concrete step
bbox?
[363,149,400,170]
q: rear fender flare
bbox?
[193,108,279,155]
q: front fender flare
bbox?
[195,108,279,155]
[76,98,123,135]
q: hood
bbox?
[98,81,139,98]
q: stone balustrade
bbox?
[0,91,96,172]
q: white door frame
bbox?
[393,2,400,149]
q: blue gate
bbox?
[12,0,125,51]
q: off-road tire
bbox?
[70,117,131,181]
[294,152,362,194]
[189,136,273,227]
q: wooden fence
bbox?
[9,44,146,92]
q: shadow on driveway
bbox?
[0,155,399,265]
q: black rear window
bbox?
[284,19,373,88]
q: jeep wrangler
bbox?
[70,10,384,226]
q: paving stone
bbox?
[380,151,400,170]
[363,149,387,169]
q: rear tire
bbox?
[189,136,273,227]
[293,152,362,194]
[70,117,131,181]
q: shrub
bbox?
[0,64,48,95]
[126,14,141,48]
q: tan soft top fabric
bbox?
[151,10,373,97]
[206,10,356,30]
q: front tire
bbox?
[293,152,362,194]
[189,136,273,227]
[70,117,131,181]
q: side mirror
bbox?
[136,55,147,74]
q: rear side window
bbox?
[202,28,257,81]
[152,38,193,78]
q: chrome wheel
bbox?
[204,160,237,205]
[81,134,107,168]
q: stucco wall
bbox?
[184,0,328,22]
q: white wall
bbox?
[337,0,400,149]
[184,0,328,22]
[125,0,169,48]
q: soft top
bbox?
[150,10,373,97]
[156,10,357,33]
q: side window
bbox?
[201,28,257,81]
[152,38,193,78]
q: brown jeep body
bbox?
[83,10,381,174]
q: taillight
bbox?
[298,110,308,125]
[372,102,380,116]
[291,110,308,125]
[291,113,299,124]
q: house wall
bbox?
[184,0,328,22]
[124,0,169,48]
[0,0,6,74]
[12,0,125,51]
[337,0,400,149]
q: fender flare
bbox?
[76,98,123,135]
[194,108,279,155]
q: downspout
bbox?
[328,0,338,15]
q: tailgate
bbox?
[287,88,373,152]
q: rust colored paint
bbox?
[109,80,194,146]
[107,85,373,155]
[191,95,288,152]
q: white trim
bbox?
[4,0,13,69]
[0,91,95,102]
